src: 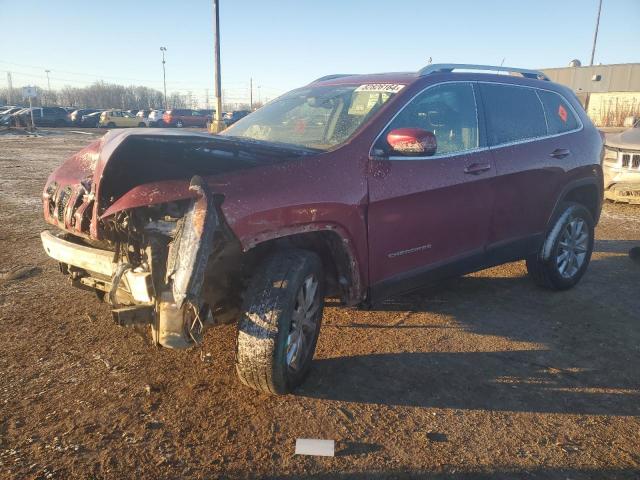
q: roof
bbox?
[311,63,549,86]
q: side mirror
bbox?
[386,128,437,156]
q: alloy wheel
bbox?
[556,216,589,279]
[286,275,320,372]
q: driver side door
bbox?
[367,82,496,298]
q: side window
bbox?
[537,90,579,134]
[480,84,547,146]
[384,82,478,156]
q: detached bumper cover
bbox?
[40,230,153,303]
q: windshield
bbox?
[221,83,405,150]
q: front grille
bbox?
[56,187,72,223]
[619,152,640,170]
[622,154,630,168]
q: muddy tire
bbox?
[235,249,324,394]
[526,202,594,290]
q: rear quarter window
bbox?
[480,83,547,146]
[537,90,580,134]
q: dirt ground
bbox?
[0,129,639,480]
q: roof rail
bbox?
[418,63,549,80]
[312,74,356,83]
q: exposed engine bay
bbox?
[41,131,314,349]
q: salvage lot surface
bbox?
[0,129,639,479]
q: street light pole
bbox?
[160,47,167,109]
[209,0,225,133]
[45,69,51,105]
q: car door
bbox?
[367,82,496,294]
[191,110,203,127]
[478,83,575,250]
[121,112,137,127]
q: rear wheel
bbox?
[175,120,184,128]
[526,202,594,290]
[235,249,324,394]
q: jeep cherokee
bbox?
[40,64,604,394]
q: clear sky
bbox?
[0,0,638,105]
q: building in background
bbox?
[542,63,640,127]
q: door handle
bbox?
[549,148,571,159]
[464,163,491,175]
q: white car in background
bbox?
[145,110,165,127]
[603,119,640,204]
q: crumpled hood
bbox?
[606,127,640,150]
[43,129,315,239]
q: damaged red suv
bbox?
[41,64,603,394]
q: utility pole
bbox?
[249,77,253,110]
[45,70,51,105]
[585,0,603,114]
[209,0,225,133]
[589,0,603,66]
[205,89,210,110]
[160,47,168,110]
[6,72,12,105]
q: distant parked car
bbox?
[79,110,105,128]
[69,109,102,126]
[134,110,152,127]
[98,110,145,128]
[0,107,23,125]
[145,109,165,127]
[14,107,69,127]
[163,109,212,128]
[603,120,640,204]
[223,110,251,126]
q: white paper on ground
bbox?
[295,438,335,457]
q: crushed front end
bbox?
[40,131,253,349]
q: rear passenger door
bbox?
[479,83,577,251]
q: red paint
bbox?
[386,128,437,156]
[42,71,603,302]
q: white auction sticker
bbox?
[295,438,335,457]
[354,83,405,93]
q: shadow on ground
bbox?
[300,244,640,415]
[265,466,640,480]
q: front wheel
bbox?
[526,202,594,290]
[175,120,184,128]
[235,249,324,394]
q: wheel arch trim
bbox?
[241,223,365,305]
